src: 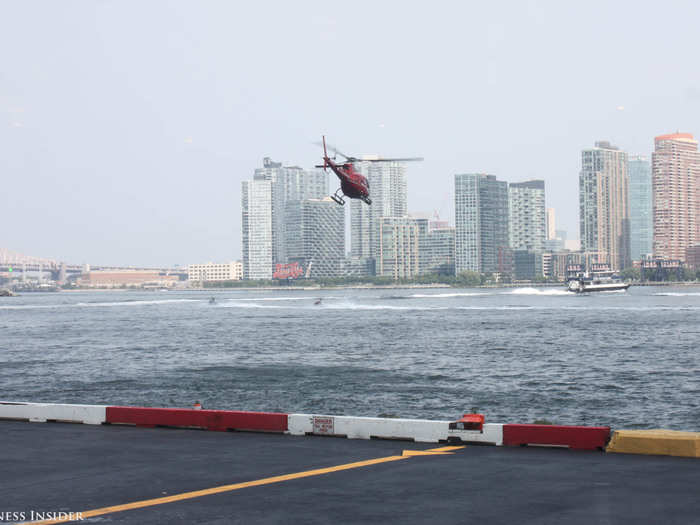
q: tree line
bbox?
[204,267,700,288]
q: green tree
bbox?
[620,267,640,281]
[682,268,697,282]
[480,272,495,285]
[456,271,481,287]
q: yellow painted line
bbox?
[402,445,465,455]
[421,445,466,452]
[26,445,465,524]
[402,450,454,456]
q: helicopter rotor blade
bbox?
[364,157,424,163]
[313,140,351,160]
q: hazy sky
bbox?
[3,1,700,266]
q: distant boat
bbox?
[0,289,15,297]
[567,271,630,293]
[209,297,216,304]
[314,298,322,305]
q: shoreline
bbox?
[12,281,700,293]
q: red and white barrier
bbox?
[288,413,504,445]
[0,401,106,425]
[105,406,288,433]
[0,402,611,451]
[502,424,611,450]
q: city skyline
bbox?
[3,127,695,273]
[3,2,700,266]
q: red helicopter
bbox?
[316,136,423,206]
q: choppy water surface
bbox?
[1,286,699,430]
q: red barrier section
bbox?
[106,407,288,433]
[503,424,610,450]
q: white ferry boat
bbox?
[566,271,630,293]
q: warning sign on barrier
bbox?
[312,416,334,435]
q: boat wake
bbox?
[0,299,200,310]
[75,299,200,307]
[653,292,700,297]
[504,287,569,296]
[409,292,487,298]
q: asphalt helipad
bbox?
[1,421,699,524]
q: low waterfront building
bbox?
[542,251,584,281]
[187,262,242,282]
[78,271,179,288]
[513,250,542,280]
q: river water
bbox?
[1,286,699,430]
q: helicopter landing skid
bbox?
[330,191,346,206]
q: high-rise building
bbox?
[350,160,408,271]
[241,179,272,280]
[686,245,700,270]
[455,174,481,273]
[509,180,546,253]
[454,174,509,274]
[628,155,653,261]
[579,141,630,271]
[378,216,420,279]
[253,158,285,266]
[283,166,327,202]
[546,208,556,240]
[652,133,700,261]
[342,256,376,276]
[254,158,327,265]
[350,199,371,259]
[285,198,345,278]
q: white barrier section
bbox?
[288,414,503,445]
[0,401,106,425]
[449,423,503,446]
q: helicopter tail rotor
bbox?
[314,139,352,162]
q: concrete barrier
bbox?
[503,424,610,450]
[288,414,503,445]
[106,406,288,432]
[0,401,106,425]
[606,429,700,458]
[450,423,503,446]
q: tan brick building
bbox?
[652,133,700,262]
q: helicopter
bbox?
[315,136,423,206]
